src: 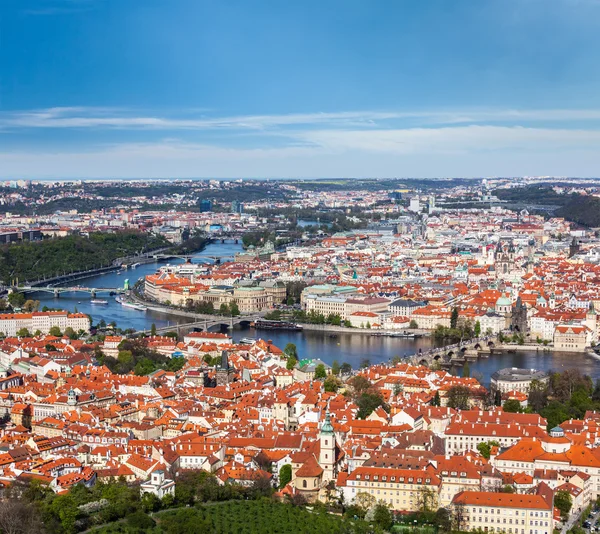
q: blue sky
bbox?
[1,0,600,178]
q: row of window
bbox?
[472,509,549,517]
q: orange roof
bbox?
[453,491,551,510]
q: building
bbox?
[140,470,175,499]
[452,489,554,534]
[0,311,91,337]
[495,241,516,279]
[199,199,212,213]
[511,297,528,333]
[389,299,427,317]
[215,351,234,386]
[294,359,331,382]
[553,324,590,352]
[490,368,549,394]
[340,466,441,512]
[231,200,244,214]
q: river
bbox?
[29,241,600,380]
[31,241,244,332]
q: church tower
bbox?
[67,388,77,406]
[585,302,597,343]
[569,237,580,259]
[494,241,516,278]
[319,413,336,482]
[216,351,233,386]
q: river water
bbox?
[29,241,600,380]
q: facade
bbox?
[389,299,427,317]
[491,368,549,394]
[340,466,441,512]
[140,470,176,499]
[553,324,590,352]
[0,311,90,337]
[452,490,554,534]
[495,241,516,279]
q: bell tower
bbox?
[319,413,335,482]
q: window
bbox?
[302,480,307,488]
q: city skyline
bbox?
[2,0,600,177]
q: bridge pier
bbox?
[54,289,60,298]
[91,290,97,298]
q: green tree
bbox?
[356,392,385,419]
[219,303,229,315]
[16,327,31,338]
[331,360,341,375]
[431,391,441,407]
[450,307,459,329]
[49,325,62,337]
[324,375,341,393]
[340,362,352,375]
[409,319,418,329]
[474,320,481,337]
[150,323,157,336]
[436,507,453,533]
[23,299,40,312]
[446,385,471,410]
[64,326,78,340]
[503,399,522,413]
[229,302,240,316]
[286,356,298,370]
[555,489,573,520]
[286,296,295,306]
[372,503,393,530]
[7,292,25,309]
[141,492,162,513]
[284,343,298,359]
[314,363,327,380]
[279,464,292,489]
[477,440,500,459]
[134,358,156,376]
[127,511,155,530]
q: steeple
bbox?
[67,388,77,406]
[319,413,335,482]
[320,412,334,435]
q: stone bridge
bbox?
[135,315,259,337]
[406,336,497,368]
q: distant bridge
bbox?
[406,337,497,368]
[134,315,260,337]
[151,254,235,263]
[16,286,126,298]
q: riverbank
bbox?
[297,323,432,336]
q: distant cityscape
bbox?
[0,177,600,532]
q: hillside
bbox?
[0,231,168,284]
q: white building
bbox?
[140,470,175,499]
[0,311,90,337]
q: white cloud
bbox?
[297,125,600,153]
[3,107,600,132]
[1,125,599,178]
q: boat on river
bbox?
[90,299,108,305]
[253,319,303,331]
[115,296,147,312]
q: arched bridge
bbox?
[14,286,126,298]
[135,316,259,337]
[151,254,234,263]
[407,337,496,368]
